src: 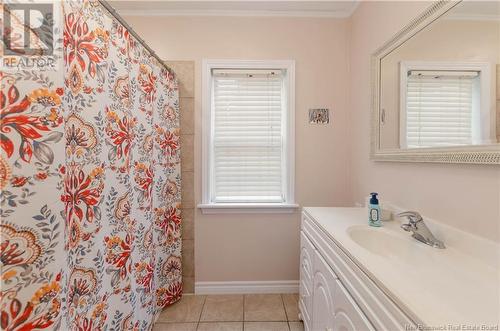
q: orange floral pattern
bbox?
[1,1,182,330]
[1,47,64,331]
[0,75,63,163]
[1,224,42,266]
[61,1,182,329]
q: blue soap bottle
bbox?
[368,192,382,227]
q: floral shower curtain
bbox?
[1,1,182,330]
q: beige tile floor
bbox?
[154,294,304,331]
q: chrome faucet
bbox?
[397,211,445,249]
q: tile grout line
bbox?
[242,294,246,330]
[281,294,292,331]
[196,295,207,330]
[281,294,289,321]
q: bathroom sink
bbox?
[347,226,412,255]
[345,225,433,266]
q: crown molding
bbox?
[118,3,360,18]
[118,9,351,17]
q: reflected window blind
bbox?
[405,70,478,148]
[212,69,284,203]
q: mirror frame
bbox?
[371,0,500,164]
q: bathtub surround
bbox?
[0,1,182,329]
[165,61,196,293]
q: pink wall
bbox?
[349,1,500,242]
[124,16,352,282]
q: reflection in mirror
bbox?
[379,1,499,150]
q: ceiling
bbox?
[444,1,500,21]
[109,1,360,18]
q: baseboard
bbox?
[195,280,299,295]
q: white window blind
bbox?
[405,70,478,148]
[211,69,285,203]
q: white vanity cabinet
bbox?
[332,279,374,331]
[299,233,314,330]
[300,209,415,331]
[311,250,336,331]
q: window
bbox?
[200,60,296,214]
[400,62,492,149]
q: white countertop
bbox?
[303,207,500,328]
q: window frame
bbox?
[399,61,492,149]
[199,59,297,214]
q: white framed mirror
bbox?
[371,0,500,164]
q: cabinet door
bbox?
[312,250,337,331]
[300,232,314,289]
[333,280,374,331]
[299,232,315,329]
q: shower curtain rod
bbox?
[98,0,174,75]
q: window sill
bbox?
[197,203,300,214]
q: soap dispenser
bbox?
[368,192,382,227]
